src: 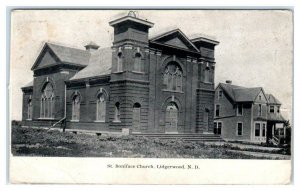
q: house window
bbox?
[277,106,280,113]
[259,95,261,100]
[132,103,141,130]
[218,90,223,99]
[258,104,262,116]
[255,123,260,137]
[96,93,106,122]
[133,53,142,72]
[237,104,243,116]
[117,52,123,72]
[214,122,222,135]
[114,102,121,122]
[72,94,80,121]
[165,102,178,132]
[215,105,220,117]
[237,122,243,136]
[270,105,274,113]
[163,62,183,92]
[40,82,54,118]
[27,98,32,120]
[262,123,266,137]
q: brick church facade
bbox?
[21,12,219,134]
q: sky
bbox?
[10,10,293,121]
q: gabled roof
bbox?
[69,47,112,81]
[234,87,264,102]
[31,42,91,70]
[218,83,264,103]
[266,94,282,105]
[149,29,199,52]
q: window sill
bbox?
[38,118,55,120]
[94,120,105,123]
[26,119,32,121]
[162,89,184,94]
[70,120,79,122]
[112,71,125,74]
[132,71,145,74]
[112,120,121,123]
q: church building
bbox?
[21,12,219,134]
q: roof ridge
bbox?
[46,41,87,51]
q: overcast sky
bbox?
[10,10,293,121]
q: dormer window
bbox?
[270,105,274,113]
[258,104,262,116]
[218,90,223,99]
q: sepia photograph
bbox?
[9,9,293,184]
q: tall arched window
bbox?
[163,62,183,91]
[27,98,32,120]
[96,93,106,121]
[132,103,141,130]
[165,102,178,132]
[40,82,54,118]
[114,102,121,122]
[133,53,142,72]
[117,52,123,72]
[72,94,80,121]
[204,62,213,83]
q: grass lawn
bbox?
[11,126,289,159]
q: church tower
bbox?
[108,11,154,132]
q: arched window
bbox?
[117,52,123,72]
[96,93,106,121]
[114,102,121,122]
[204,62,213,83]
[72,94,80,121]
[133,53,142,72]
[165,102,178,132]
[40,82,54,118]
[163,62,183,91]
[204,66,210,83]
[27,98,32,120]
[132,103,141,130]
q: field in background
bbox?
[10,125,290,159]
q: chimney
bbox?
[225,80,232,84]
[84,41,100,52]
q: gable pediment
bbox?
[150,29,199,52]
[31,44,60,70]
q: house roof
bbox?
[267,112,286,122]
[47,43,91,66]
[266,94,282,105]
[69,47,112,81]
[31,42,91,70]
[234,87,263,102]
[219,83,263,102]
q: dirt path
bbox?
[227,150,291,160]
